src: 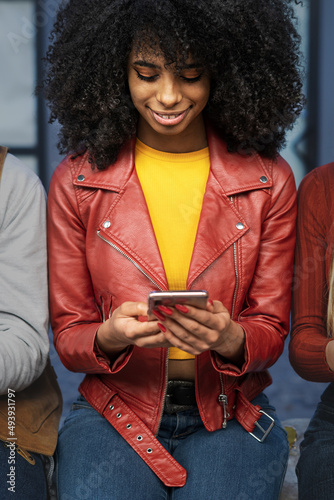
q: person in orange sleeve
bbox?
[290,163,334,500]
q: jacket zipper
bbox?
[218,197,239,429]
[230,196,239,319]
[155,349,169,436]
[98,229,169,433]
[97,231,164,291]
[218,389,229,428]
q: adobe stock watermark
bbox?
[7,0,59,55]
[7,388,16,494]
[60,456,126,500]
[237,448,289,499]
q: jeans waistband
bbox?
[164,380,197,414]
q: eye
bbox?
[178,68,204,83]
[180,74,203,83]
[134,69,158,82]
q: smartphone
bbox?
[148,290,209,314]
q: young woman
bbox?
[43,0,304,498]
[290,163,334,500]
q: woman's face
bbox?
[127,46,210,153]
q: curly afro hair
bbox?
[41,0,305,169]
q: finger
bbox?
[162,310,230,351]
[160,321,207,355]
[121,317,161,342]
[135,319,161,337]
[165,306,215,332]
[174,300,229,331]
[206,299,214,312]
[210,300,229,314]
[119,301,149,318]
[135,331,171,349]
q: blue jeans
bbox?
[297,382,334,500]
[0,442,49,499]
[56,393,288,500]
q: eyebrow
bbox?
[133,60,203,70]
[133,60,161,69]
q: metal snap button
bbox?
[126,424,132,429]
[109,405,114,410]
[137,435,143,441]
[116,413,122,418]
[260,176,268,183]
[77,174,85,182]
[103,221,111,229]
[147,448,153,454]
[236,222,244,230]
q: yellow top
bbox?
[135,139,210,360]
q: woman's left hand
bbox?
[157,300,245,365]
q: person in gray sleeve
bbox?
[0,150,62,500]
[0,153,49,392]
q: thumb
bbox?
[206,298,214,312]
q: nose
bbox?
[156,74,182,108]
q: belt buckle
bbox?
[249,410,275,443]
[164,380,196,414]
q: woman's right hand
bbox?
[96,301,170,356]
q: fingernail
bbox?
[152,309,166,321]
[158,322,167,333]
[175,304,189,313]
[157,305,173,315]
[208,299,213,306]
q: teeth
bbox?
[158,113,181,119]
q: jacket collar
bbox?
[206,123,273,195]
[72,124,273,195]
[72,139,135,192]
[74,126,274,290]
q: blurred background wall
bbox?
[3,0,334,188]
[1,0,334,422]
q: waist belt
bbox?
[84,377,274,488]
[164,380,197,413]
[102,393,187,487]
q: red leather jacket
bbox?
[48,126,296,468]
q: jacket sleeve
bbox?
[0,155,49,394]
[48,158,129,374]
[289,166,334,382]
[213,157,297,376]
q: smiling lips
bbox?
[149,107,190,126]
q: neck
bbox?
[137,114,208,153]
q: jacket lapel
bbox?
[73,128,273,291]
[187,171,249,287]
[73,139,168,290]
[99,167,168,290]
[187,125,273,287]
